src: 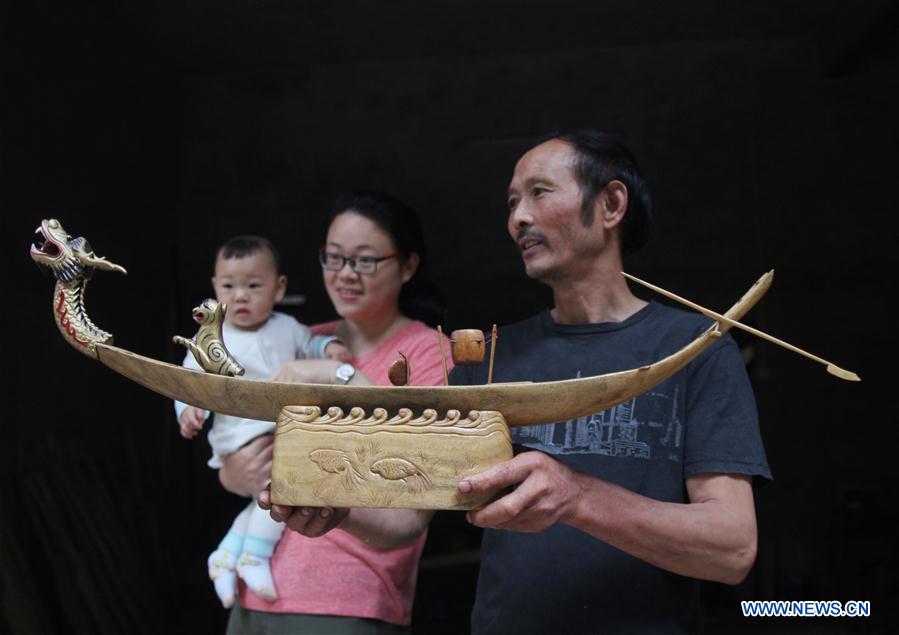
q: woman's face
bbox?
[323,211,417,324]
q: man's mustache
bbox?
[515,229,549,249]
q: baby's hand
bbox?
[324,340,353,362]
[179,406,207,439]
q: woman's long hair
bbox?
[328,190,446,327]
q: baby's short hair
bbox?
[215,235,282,273]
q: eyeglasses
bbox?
[319,249,400,275]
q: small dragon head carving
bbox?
[30,219,127,281]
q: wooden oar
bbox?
[622,271,860,382]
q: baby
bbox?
[175,235,349,608]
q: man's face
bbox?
[507,139,606,284]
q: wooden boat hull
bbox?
[94,271,772,428]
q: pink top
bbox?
[239,319,453,625]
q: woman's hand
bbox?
[258,489,433,548]
[218,435,274,497]
[259,489,350,538]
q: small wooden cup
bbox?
[451,329,485,365]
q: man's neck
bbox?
[549,266,647,325]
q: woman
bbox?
[219,190,452,634]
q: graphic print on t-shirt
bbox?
[511,372,683,461]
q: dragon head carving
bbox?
[31,218,126,355]
[31,219,127,280]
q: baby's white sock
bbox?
[236,552,277,601]
[207,548,238,609]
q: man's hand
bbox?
[178,406,206,439]
[459,451,582,532]
[459,452,757,583]
[218,435,274,497]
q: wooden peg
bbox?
[487,324,498,384]
[437,325,449,386]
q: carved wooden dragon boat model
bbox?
[30,219,857,510]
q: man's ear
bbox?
[597,180,629,230]
[401,253,420,284]
[275,274,288,303]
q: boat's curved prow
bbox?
[95,271,772,427]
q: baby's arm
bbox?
[175,347,208,438]
[179,406,208,439]
[306,331,352,361]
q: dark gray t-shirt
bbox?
[451,303,771,635]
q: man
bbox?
[264,129,770,634]
[450,129,770,634]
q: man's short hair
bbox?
[540,129,652,255]
[216,235,282,273]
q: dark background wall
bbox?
[3,1,897,633]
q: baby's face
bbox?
[211,250,286,330]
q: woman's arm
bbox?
[217,360,372,497]
[340,508,435,548]
[270,358,371,385]
[258,328,453,546]
[259,336,445,546]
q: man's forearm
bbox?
[564,472,757,584]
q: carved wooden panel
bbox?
[271,406,513,510]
